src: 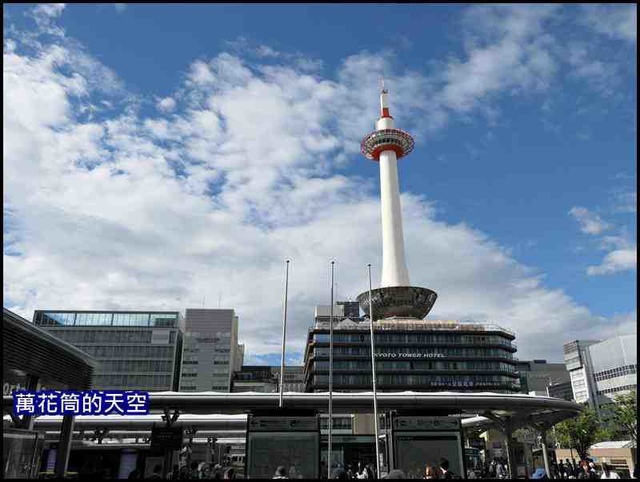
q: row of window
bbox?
[99,360,174,373]
[312,346,515,359]
[44,329,177,344]
[597,384,637,396]
[594,364,637,382]
[180,385,228,391]
[313,333,513,346]
[93,374,172,388]
[78,345,175,359]
[312,360,516,372]
[319,418,353,430]
[311,374,516,388]
[35,311,179,327]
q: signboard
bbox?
[246,413,319,479]
[374,353,445,359]
[391,415,465,479]
[150,426,183,451]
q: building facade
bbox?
[271,365,305,392]
[179,309,240,392]
[231,366,277,393]
[515,359,571,396]
[304,317,519,392]
[564,335,637,409]
[563,339,600,405]
[33,310,183,391]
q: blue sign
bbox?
[13,390,149,416]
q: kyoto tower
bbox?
[357,84,438,320]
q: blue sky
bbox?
[3,4,636,365]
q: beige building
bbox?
[556,441,635,478]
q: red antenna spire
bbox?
[379,77,391,119]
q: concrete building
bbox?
[271,365,305,392]
[515,359,571,396]
[179,309,240,392]
[231,366,277,393]
[547,380,574,401]
[304,317,518,392]
[33,310,183,391]
[563,334,637,409]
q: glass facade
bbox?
[304,320,519,393]
[34,310,183,392]
[34,311,179,328]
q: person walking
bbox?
[423,465,437,479]
[437,458,458,479]
[148,464,164,479]
[273,466,288,479]
[600,463,620,479]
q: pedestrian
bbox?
[423,464,437,479]
[224,467,236,479]
[168,464,180,480]
[365,463,375,480]
[273,466,288,479]
[356,462,369,479]
[600,463,620,479]
[333,467,349,480]
[437,458,457,479]
[127,468,141,480]
[149,464,164,479]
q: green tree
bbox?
[601,390,637,447]
[554,408,609,459]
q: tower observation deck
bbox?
[357,87,437,320]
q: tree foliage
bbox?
[554,408,609,459]
[601,390,638,447]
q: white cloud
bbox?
[2,5,635,366]
[31,4,66,36]
[156,96,176,113]
[437,5,559,114]
[580,4,637,44]
[614,190,637,214]
[587,249,637,276]
[568,206,611,235]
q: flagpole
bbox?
[278,260,290,408]
[368,264,382,478]
[328,261,335,479]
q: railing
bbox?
[311,319,515,337]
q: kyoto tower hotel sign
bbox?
[357,86,438,320]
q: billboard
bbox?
[245,414,319,479]
[391,416,464,479]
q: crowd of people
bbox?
[123,456,629,480]
[128,461,241,479]
[548,459,622,479]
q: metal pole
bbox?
[540,429,551,480]
[368,264,382,479]
[328,261,335,479]
[279,260,290,408]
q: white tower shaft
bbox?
[379,149,411,287]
